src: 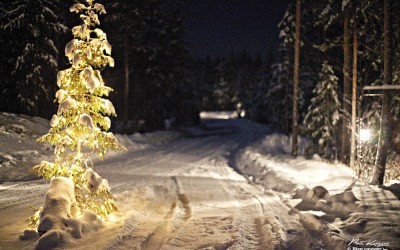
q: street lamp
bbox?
[359,128,371,142]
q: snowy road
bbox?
[0,117,307,249]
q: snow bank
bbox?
[236,131,400,249]
[0,112,53,182]
[258,133,310,155]
[0,112,185,182]
[237,133,354,194]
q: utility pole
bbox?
[292,0,301,157]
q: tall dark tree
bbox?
[303,61,341,159]
[267,6,295,133]
[371,0,393,185]
[341,2,352,163]
[105,1,139,132]
[105,0,191,132]
[350,17,358,168]
[1,0,67,116]
[0,2,19,112]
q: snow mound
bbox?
[39,177,78,228]
[294,186,360,220]
[287,184,399,248]
[19,177,104,249]
[83,168,103,192]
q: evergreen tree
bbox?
[31,0,126,226]
[266,7,295,133]
[1,0,67,116]
[268,3,319,133]
[105,0,191,131]
[0,2,18,112]
[104,0,149,131]
[303,61,341,159]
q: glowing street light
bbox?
[359,128,371,142]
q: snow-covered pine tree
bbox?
[1,0,67,116]
[0,2,17,111]
[303,61,340,159]
[266,6,295,133]
[30,0,126,227]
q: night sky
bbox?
[183,0,293,59]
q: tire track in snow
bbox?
[141,176,192,250]
[105,177,193,250]
[164,155,267,250]
[214,160,263,250]
[172,176,192,220]
[0,180,47,210]
[211,153,305,250]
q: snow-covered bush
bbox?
[30,0,126,228]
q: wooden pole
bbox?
[350,19,358,168]
[292,0,301,157]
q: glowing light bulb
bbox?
[359,129,371,142]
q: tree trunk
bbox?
[34,79,39,117]
[34,100,39,116]
[371,0,392,185]
[123,33,129,133]
[341,8,351,163]
[292,0,301,157]
[350,19,358,168]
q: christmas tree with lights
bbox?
[30,0,126,227]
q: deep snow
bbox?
[0,111,399,249]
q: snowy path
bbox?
[86,119,305,249]
[0,118,307,249]
[1,114,400,249]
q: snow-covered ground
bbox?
[0,112,399,249]
[0,113,53,182]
